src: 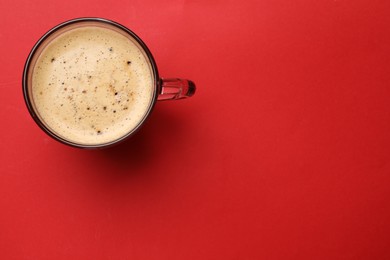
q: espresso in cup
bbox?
[23,18,195,148]
[30,25,154,145]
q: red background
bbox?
[1,0,390,259]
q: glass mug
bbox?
[23,17,195,149]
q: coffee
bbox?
[30,25,154,145]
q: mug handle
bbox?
[158,78,196,101]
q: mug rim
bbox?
[22,17,160,149]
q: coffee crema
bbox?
[31,26,154,145]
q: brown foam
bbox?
[31,26,154,145]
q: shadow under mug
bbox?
[23,17,196,149]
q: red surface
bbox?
[1,0,390,259]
